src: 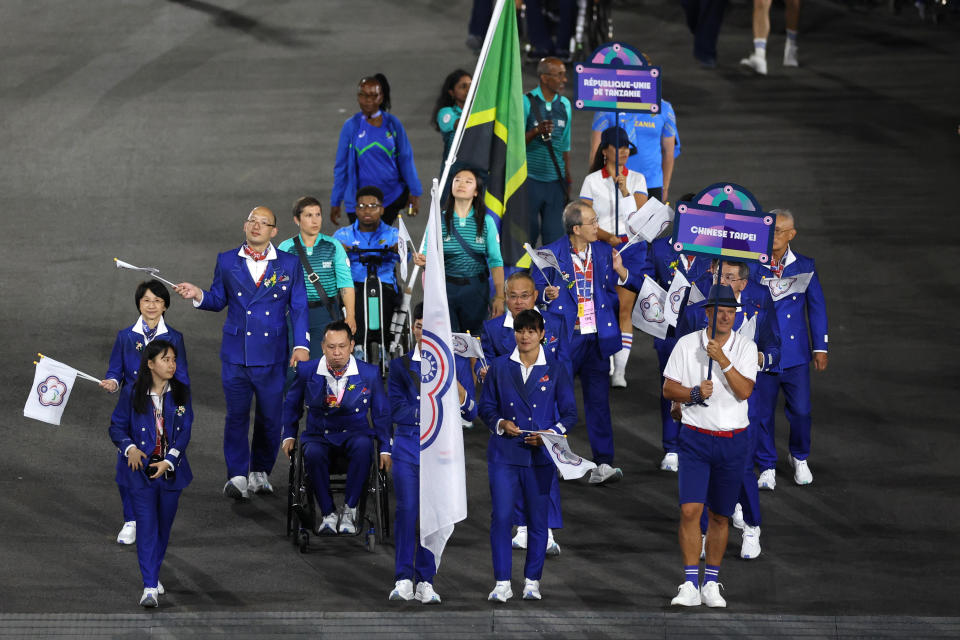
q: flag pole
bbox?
[37,353,101,383]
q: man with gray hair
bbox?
[532,202,644,484]
[749,209,829,489]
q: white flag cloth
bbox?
[397,216,413,281]
[523,242,563,276]
[633,276,669,339]
[762,272,814,301]
[687,283,705,305]
[539,433,597,480]
[664,270,693,327]
[24,357,79,426]
[419,179,468,571]
[624,197,674,243]
[114,258,177,287]
[451,333,484,360]
[738,313,757,342]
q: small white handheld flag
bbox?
[451,332,484,360]
[738,313,758,342]
[624,197,674,243]
[397,216,413,281]
[763,272,814,301]
[523,243,563,277]
[664,270,693,328]
[687,283,706,305]
[114,258,177,288]
[24,357,80,426]
[538,432,597,480]
[633,276,669,339]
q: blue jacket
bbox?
[388,351,477,466]
[197,248,310,366]
[479,352,578,467]
[532,237,644,358]
[104,321,190,389]
[676,280,782,373]
[109,386,193,491]
[648,237,714,343]
[282,358,391,454]
[751,248,829,369]
[478,312,566,374]
[330,111,422,213]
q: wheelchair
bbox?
[285,437,390,553]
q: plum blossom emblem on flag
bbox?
[37,376,67,406]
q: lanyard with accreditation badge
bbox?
[571,245,596,331]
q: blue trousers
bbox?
[754,366,812,470]
[129,483,181,589]
[222,362,285,479]
[117,460,136,522]
[525,0,576,55]
[680,0,728,64]
[527,178,567,246]
[303,433,373,516]
[392,447,436,584]
[468,0,493,37]
[654,337,680,453]
[571,332,615,464]
[490,462,553,581]
[514,470,563,529]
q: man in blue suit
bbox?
[648,230,714,472]
[386,303,476,605]
[480,310,578,603]
[176,206,310,500]
[750,209,828,488]
[281,321,392,536]
[676,260,781,559]
[533,201,643,484]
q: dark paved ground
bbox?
[1,0,958,636]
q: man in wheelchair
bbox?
[282,320,392,534]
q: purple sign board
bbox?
[574,65,662,113]
[671,203,776,265]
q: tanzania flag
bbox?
[456,0,528,266]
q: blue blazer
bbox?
[198,248,310,366]
[478,353,578,467]
[648,237,714,343]
[282,359,391,454]
[676,281,782,373]
[750,249,829,369]
[388,352,477,466]
[104,322,190,389]
[532,237,644,359]
[109,386,193,491]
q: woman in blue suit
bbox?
[479,310,577,603]
[101,280,189,546]
[109,339,193,608]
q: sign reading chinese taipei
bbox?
[672,183,776,265]
[573,42,661,113]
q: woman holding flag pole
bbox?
[100,280,189,546]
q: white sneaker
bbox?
[223,475,249,501]
[610,370,627,388]
[783,42,799,67]
[339,505,358,534]
[522,578,542,600]
[739,51,768,75]
[248,471,274,495]
[670,581,701,606]
[139,587,159,608]
[758,469,777,491]
[461,417,474,429]
[701,581,727,607]
[790,456,813,485]
[700,534,706,560]
[117,521,136,545]
[545,529,560,556]
[731,503,745,530]
[389,579,414,601]
[660,452,678,472]
[488,580,513,602]
[415,581,442,604]
[589,463,623,485]
[157,582,165,596]
[741,525,761,559]
[317,511,339,534]
[512,526,528,550]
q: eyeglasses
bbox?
[506,292,534,301]
[246,217,275,228]
[774,227,794,235]
[356,203,382,210]
[720,274,743,283]
[577,218,600,227]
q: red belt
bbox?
[684,424,745,438]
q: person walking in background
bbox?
[740,0,802,75]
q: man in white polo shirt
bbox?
[662,283,758,608]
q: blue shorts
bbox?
[677,425,748,517]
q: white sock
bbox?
[613,347,630,372]
[754,38,767,57]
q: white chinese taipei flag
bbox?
[624,197,674,243]
[763,272,814,301]
[663,269,693,328]
[738,313,758,342]
[397,215,413,281]
[523,242,563,275]
[633,275,669,339]
[539,432,597,480]
[451,332,484,360]
[24,358,79,426]
[419,179,468,571]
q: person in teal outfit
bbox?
[413,168,504,333]
[431,69,472,166]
